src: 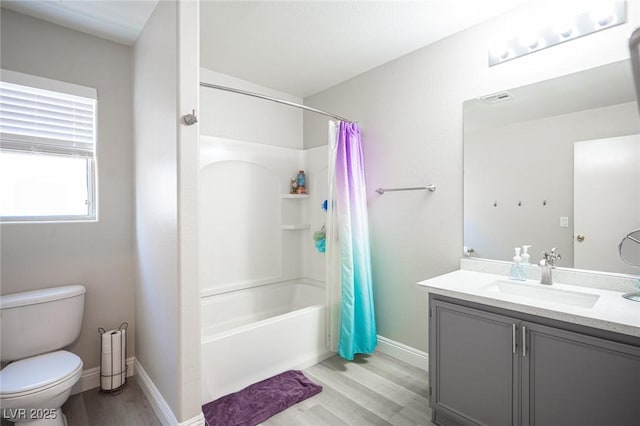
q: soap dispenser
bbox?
[509,247,526,281]
[521,245,531,265]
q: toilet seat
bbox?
[0,350,82,399]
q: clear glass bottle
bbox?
[521,245,531,265]
[509,247,526,281]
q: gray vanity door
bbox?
[521,321,640,426]
[432,300,518,426]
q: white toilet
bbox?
[0,285,86,426]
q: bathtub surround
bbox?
[327,121,377,360]
[199,73,333,403]
[202,370,322,426]
[198,137,328,296]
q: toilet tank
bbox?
[0,285,86,362]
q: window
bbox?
[0,70,97,222]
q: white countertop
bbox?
[417,269,640,338]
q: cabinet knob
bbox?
[576,234,585,242]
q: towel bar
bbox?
[375,184,436,195]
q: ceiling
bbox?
[464,59,636,132]
[1,0,158,46]
[2,0,527,97]
[200,1,527,97]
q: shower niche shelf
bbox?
[281,192,310,231]
[280,194,310,199]
[280,224,310,230]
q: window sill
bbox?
[1,217,98,224]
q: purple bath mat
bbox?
[202,370,322,426]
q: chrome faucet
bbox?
[539,248,561,285]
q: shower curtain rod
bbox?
[200,81,354,123]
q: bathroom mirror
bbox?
[464,59,640,275]
[619,228,640,267]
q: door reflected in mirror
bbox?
[464,59,640,275]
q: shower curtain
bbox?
[326,120,377,361]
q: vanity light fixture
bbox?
[489,1,626,66]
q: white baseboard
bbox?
[71,357,204,425]
[292,350,334,371]
[376,335,429,371]
[135,358,179,425]
[135,359,205,426]
[178,413,205,426]
[71,357,135,395]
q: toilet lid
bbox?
[0,350,82,396]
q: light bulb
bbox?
[519,28,540,50]
[555,23,574,38]
[490,45,510,61]
[589,1,615,26]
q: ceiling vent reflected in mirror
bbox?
[489,1,626,66]
[480,91,514,104]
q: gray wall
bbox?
[0,9,134,370]
[303,5,639,352]
[133,0,180,418]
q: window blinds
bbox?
[0,80,96,157]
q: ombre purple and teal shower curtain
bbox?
[326,121,377,361]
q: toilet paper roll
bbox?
[100,328,126,390]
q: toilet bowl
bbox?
[1,351,83,426]
[0,286,86,426]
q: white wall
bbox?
[303,3,640,352]
[176,1,202,422]
[200,67,303,148]
[0,9,134,370]
[132,0,178,418]
[133,1,201,422]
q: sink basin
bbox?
[480,280,600,308]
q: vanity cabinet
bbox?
[430,297,640,426]
[522,322,640,426]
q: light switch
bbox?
[560,216,569,227]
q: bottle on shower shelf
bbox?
[296,170,307,194]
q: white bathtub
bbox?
[201,280,329,403]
